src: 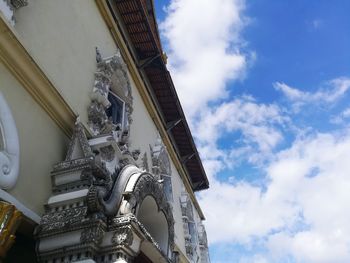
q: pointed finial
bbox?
[157,179,164,184]
[75,115,81,125]
[95,47,102,63]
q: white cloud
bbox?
[161,1,350,262]
[342,108,350,118]
[161,0,248,117]
[331,107,350,125]
[195,97,288,167]
[274,78,350,112]
[239,255,269,263]
[199,130,350,263]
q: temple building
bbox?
[0,0,211,262]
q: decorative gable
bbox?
[65,120,93,161]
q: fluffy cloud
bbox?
[331,107,350,124]
[199,131,350,262]
[161,1,350,262]
[274,78,350,112]
[240,256,269,263]
[194,97,288,169]
[160,0,248,117]
[265,132,350,263]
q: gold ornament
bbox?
[0,201,22,259]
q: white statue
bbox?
[0,92,19,189]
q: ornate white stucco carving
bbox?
[0,0,28,26]
[0,92,19,189]
[88,47,133,146]
[198,222,210,263]
[150,136,173,202]
[36,49,176,262]
[141,152,149,172]
[150,137,171,177]
[37,122,175,262]
[180,191,199,262]
[10,0,27,9]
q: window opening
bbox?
[106,91,125,130]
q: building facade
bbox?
[0,1,210,262]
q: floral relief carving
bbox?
[80,225,104,244]
[40,207,88,232]
[111,225,133,246]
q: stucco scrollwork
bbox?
[87,165,140,216]
[88,47,133,143]
[0,92,20,189]
[150,137,173,202]
[150,137,171,177]
[0,0,28,26]
[10,0,28,9]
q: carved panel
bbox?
[111,225,133,246]
[40,207,88,232]
[80,225,104,244]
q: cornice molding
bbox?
[94,0,205,220]
[0,13,75,137]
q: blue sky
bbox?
[155,1,350,262]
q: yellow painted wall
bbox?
[14,0,116,126]
[0,62,68,215]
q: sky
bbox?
[154,1,350,262]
